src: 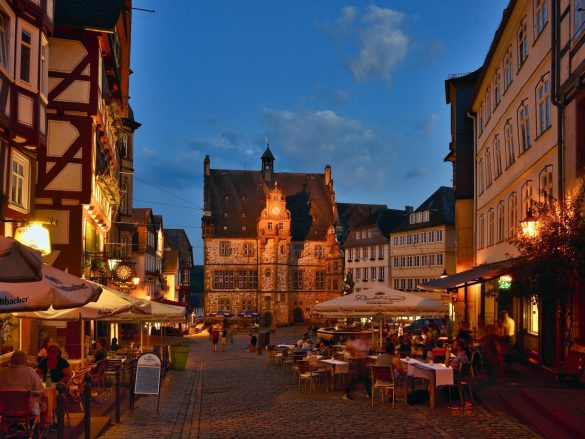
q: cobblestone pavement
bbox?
[102,327,541,439]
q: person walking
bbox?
[211,325,220,352]
[342,335,371,400]
[499,311,515,370]
[221,325,228,352]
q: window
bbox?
[485,149,493,187]
[393,279,399,289]
[478,159,485,194]
[407,279,413,290]
[437,253,444,265]
[9,150,29,210]
[400,279,406,290]
[518,20,528,66]
[537,76,551,135]
[576,0,585,37]
[314,245,324,258]
[315,271,325,290]
[406,234,412,245]
[479,214,486,249]
[218,298,231,311]
[479,105,484,133]
[371,267,376,280]
[519,102,532,153]
[292,271,303,289]
[429,254,435,266]
[378,245,384,259]
[379,267,385,280]
[504,122,516,167]
[428,230,435,243]
[494,137,503,178]
[347,248,353,261]
[407,256,413,268]
[400,257,405,268]
[421,231,427,244]
[370,246,375,259]
[393,236,398,247]
[356,268,361,280]
[540,166,554,204]
[485,88,491,122]
[213,270,234,289]
[526,299,539,334]
[399,235,405,246]
[488,208,495,246]
[363,267,368,281]
[413,233,419,245]
[267,222,273,230]
[293,243,303,258]
[522,182,534,220]
[494,69,501,106]
[243,243,254,257]
[421,255,427,267]
[437,230,443,242]
[409,213,416,224]
[504,48,513,89]
[509,193,518,237]
[393,257,399,268]
[278,222,284,230]
[0,13,9,69]
[535,0,548,36]
[362,247,368,259]
[19,29,31,82]
[497,201,505,243]
[414,255,420,267]
[423,210,430,222]
[219,242,232,256]
[238,270,258,289]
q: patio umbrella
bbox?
[0,239,102,312]
[106,299,186,323]
[238,311,259,318]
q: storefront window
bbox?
[526,299,539,335]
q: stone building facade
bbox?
[202,148,344,326]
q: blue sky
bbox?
[129,1,508,264]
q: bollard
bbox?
[115,365,121,423]
[128,360,135,410]
[56,382,66,439]
[83,373,92,439]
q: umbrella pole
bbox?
[379,317,382,353]
[140,323,143,351]
[81,321,85,363]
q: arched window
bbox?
[497,201,505,242]
[485,149,493,187]
[494,69,501,106]
[536,74,551,135]
[504,121,516,167]
[535,0,548,36]
[522,181,534,219]
[488,208,495,246]
[485,87,492,122]
[539,165,554,204]
[478,158,485,194]
[478,214,486,249]
[518,101,532,153]
[518,19,528,65]
[504,47,513,89]
[508,192,518,237]
[493,136,503,178]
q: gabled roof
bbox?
[393,186,455,232]
[205,169,335,241]
[55,0,125,30]
[343,208,406,247]
[163,249,179,273]
[164,229,193,267]
[132,208,153,225]
[261,146,275,160]
[335,202,387,238]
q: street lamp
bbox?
[13,222,52,256]
[132,276,140,288]
[520,207,538,238]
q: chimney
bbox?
[405,205,413,214]
[324,165,332,186]
[204,155,210,176]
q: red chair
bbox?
[0,390,41,438]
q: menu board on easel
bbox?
[135,353,161,396]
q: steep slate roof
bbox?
[343,208,406,248]
[335,202,387,239]
[206,169,334,241]
[261,146,275,160]
[393,186,455,232]
[55,0,125,30]
[163,249,179,273]
[132,208,152,225]
[164,229,193,268]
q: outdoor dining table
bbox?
[42,382,56,425]
[318,358,349,391]
[68,359,87,372]
[400,358,454,409]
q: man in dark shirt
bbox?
[92,337,108,363]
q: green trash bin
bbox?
[170,345,190,370]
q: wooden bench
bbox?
[557,345,585,384]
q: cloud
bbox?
[135,145,202,188]
[410,39,445,68]
[258,106,397,191]
[416,114,439,137]
[325,4,410,85]
[404,166,428,179]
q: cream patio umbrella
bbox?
[0,236,102,313]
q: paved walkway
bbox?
[103,327,541,439]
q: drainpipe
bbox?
[467,110,478,325]
[551,0,564,199]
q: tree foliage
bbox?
[508,182,585,302]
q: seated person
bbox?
[318,341,333,357]
[37,336,55,363]
[0,350,44,415]
[398,335,411,356]
[450,341,470,370]
[110,337,121,352]
[36,345,72,385]
[91,338,108,364]
[301,339,314,353]
[431,340,448,363]
[375,342,404,378]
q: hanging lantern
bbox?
[14,222,52,256]
[520,208,538,238]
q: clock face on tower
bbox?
[271,206,281,216]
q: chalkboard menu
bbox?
[135,353,161,395]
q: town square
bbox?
[0,1,585,438]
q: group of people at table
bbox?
[0,336,113,426]
[292,325,474,405]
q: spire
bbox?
[261,140,274,181]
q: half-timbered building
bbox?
[202,148,344,326]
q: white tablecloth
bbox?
[401,358,454,387]
[319,358,349,374]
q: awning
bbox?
[418,260,511,292]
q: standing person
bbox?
[220,325,228,352]
[211,325,220,352]
[36,345,72,385]
[228,324,235,345]
[499,311,515,368]
[249,333,257,352]
[342,335,371,400]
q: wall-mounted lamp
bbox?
[107,258,121,272]
[132,276,140,287]
[440,269,448,279]
[520,207,538,238]
[13,222,52,256]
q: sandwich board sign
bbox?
[135,353,162,411]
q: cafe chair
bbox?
[0,390,41,438]
[296,360,327,396]
[291,353,307,382]
[371,365,396,408]
[470,350,483,377]
[452,362,474,406]
[68,367,92,411]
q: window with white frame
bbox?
[399,235,405,246]
[219,241,232,256]
[243,242,254,257]
[518,20,528,66]
[423,210,430,222]
[371,267,376,280]
[407,256,413,267]
[509,193,518,237]
[315,271,325,290]
[378,245,384,259]
[356,267,361,280]
[504,122,516,167]
[363,267,368,280]
[393,279,399,289]
[488,208,495,246]
[421,255,427,267]
[370,246,375,259]
[393,236,398,247]
[428,230,435,243]
[400,257,405,267]
[421,231,427,244]
[485,88,491,122]
[537,76,551,135]
[494,69,501,106]
[479,214,486,249]
[400,279,406,290]
[362,246,368,259]
[40,37,48,97]
[19,29,31,83]
[522,182,534,219]
[504,48,513,89]
[539,166,553,204]
[437,230,443,242]
[497,201,505,242]
[413,233,419,245]
[478,159,485,194]
[0,12,9,69]
[9,150,29,210]
[407,279,413,290]
[379,267,384,280]
[429,254,435,266]
[393,257,399,268]
[414,255,420,267]
[519,102,532,153]
[437,253,444,265]
[494,137,503,178]
[406,234,412,245]
[576,0,585,37]
[485,149,493,187]
[535,0,548,36]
